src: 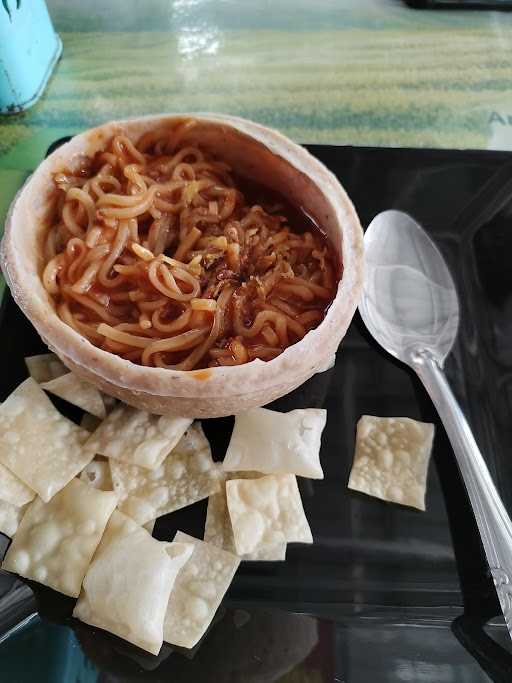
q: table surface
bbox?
[2,0,512,227]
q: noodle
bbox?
[43,119,338,369]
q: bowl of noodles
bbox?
[1,113,363,417]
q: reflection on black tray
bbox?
[1,142,512,681]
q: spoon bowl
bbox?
[360,210,459,365]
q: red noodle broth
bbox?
[42,120,339,370]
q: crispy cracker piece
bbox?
[144,519,155,535]
[2,478,117,596]
[25,353,67,384]
[111,423,221,525]
[226,474,312,556]
[80,458,113,491]
[41,373,106,419]
[348,415,435,511]
[222,408,326,479]
[0,500,27,537]
[204,474,286,562]
[0,378,93,501]
[84,405,192,470]
[204,489,233,551]
[164,532,240,649]
[73,511,192,655]
[0,463,35,507]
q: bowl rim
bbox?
[1,112,364,399]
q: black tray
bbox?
[1,141,512,682]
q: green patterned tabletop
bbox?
[2,0,512,236]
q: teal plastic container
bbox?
[0,0,62,114]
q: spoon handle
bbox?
[412,349,512,636]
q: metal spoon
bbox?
[359,209,512,637]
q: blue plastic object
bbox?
[0,0,62,114]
